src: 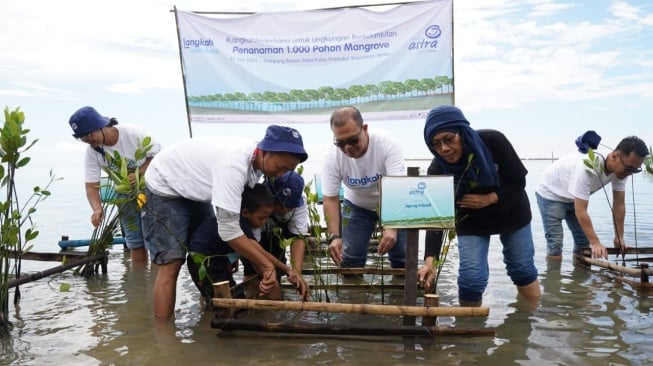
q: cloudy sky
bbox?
[1,0,652,182]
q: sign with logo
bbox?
[380,176,455,229]
[175,0,453,124]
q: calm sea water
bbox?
[2,160,653,365]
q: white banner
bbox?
[176,0,453,124]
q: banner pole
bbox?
[172,5,194,138]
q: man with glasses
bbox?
[535,133,649,261]
[321,106,406,270]
[69,106,161,264]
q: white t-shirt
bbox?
[536,151,626,202]
[321,128,406,211]
[144,137,262,214]
[84,124,161,183]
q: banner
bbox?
[175,0,453,124]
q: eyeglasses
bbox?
[430,133,459,151]
[334,130,363,148]
[618,154,642,174]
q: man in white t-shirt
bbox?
[535,133,648,261]
[143,125,310,318]
[322,106,406,269]
[69,106,161,263]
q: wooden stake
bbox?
[213,281,234,318]
[421,293,440,326]
[211,318,495,337]
[212,298,489,317]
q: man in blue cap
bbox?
[69,106,161,263]
[142,125,310,318]
[536,133,648,261]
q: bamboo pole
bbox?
[301,267,404,275]
[8,251,86,262]
[607,247,653,255]
[211,318,495,337]
[281,283,406,290]
[422,294,440,326]
[579,256,653,277]
[212,298,489,317]
[306,237,379,246]
[7,251,108,288]
[213,281,234,317]
[403,166,420,326]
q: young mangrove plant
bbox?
[75,137,153,277]
[0,106,58,334]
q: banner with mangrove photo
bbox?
[175,0,453,124]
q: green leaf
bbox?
[59,283,72,292]
[198,263,207,281]
[16,157,31,168]
[191,252,206,264]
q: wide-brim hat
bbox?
[257,125,308,162]
[266,171,305,208]
[69,106,111,138]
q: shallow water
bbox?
[2,160,653,365]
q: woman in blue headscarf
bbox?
[418,105,540,306]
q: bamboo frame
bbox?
[301,267,404,275]
[578,248,652,289]
[281,283,405,290]
[578,256,652,278]
[211,318,495,337]
[7,251,108,288]
[212,298,489,317]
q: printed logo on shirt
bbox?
[347,173,381,186]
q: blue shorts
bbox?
[115,193,147,250]
[141,188,214,265]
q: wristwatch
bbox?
[327,233,341,244]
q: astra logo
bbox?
[347,173,381,186]
[183,37,215,49]
[409,182,427,195]
[407,24,441,51]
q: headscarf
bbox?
[423,105,499,198]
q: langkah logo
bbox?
[407,24,441,51]
[183,37,215,49]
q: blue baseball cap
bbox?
[266,171,305,208]
[257,125,308,162]
[69,106,111,138]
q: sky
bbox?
[1,0,652,187]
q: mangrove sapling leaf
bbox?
[198,263,207,281]
[191,252,206,264]
[59,283,71,292]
